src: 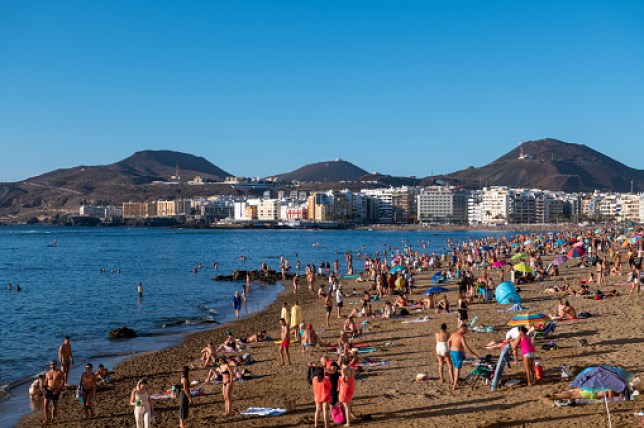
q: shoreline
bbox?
[3,282,285,428]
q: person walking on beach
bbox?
[335,283,344,319]
[278,318,291,366]
[43,360,65,424]
[435,323,453,385]
[78,363,97,418]
[447,325,478,390]
[232,291,242,319]
[130,378,154,428]
[218,357,235,416]
[179,366,191,428]
[58,336,73,385]
[293,273,299,294]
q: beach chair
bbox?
[462,356,496,389]
[531,322,556,340]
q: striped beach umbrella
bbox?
[507,312,550,327]
[567,247,585,258]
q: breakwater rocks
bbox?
[108,327,137,339]
[212,269,296,284]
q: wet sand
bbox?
[19,257,644,427]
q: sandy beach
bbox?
[18,237,644,428]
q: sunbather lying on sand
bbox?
[550,388,622,400]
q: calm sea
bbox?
[0,226,509,423]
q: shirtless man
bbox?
[447,325,478,390]
[199,342,216,367]
[58,337,73,385]
[278,318,291,365]
[43,360,65,424]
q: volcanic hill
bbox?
[274,159,369,182]
[431,138,644,192]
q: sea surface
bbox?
[0,226,509,425]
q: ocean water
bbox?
[0,226,509,424]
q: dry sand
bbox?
[19,253,644,427]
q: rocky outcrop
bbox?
[108,327,137,339]
[212,269,296,284]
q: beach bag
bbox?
[332,405,345,424]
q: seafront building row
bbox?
[78,185,644,225]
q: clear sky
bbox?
[1,1,643,181]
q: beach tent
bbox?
[570,366,632,398]
[495,281,522,304]
[389,265,404,274]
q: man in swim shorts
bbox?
[278,318,291,366]
[58,336,73,385]
[447,325,478,390]
[43,360,65,424]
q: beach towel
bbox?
[358,358,389,367]
[240,407,287,417]
[357,347,377,354]
[402,316,430,324]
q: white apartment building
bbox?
[481,187,512,224]
[467,191,483,225]
[417,187,468,223]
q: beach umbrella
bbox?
[572,241,585,248]
[552,255,568,266]
[492,260,507,268]
[389,265,404,274]
[507,312,549,327]
[524,239,534,246]
[570,366,632,395]
[495,281,521,304]
[481,245,494,251]
[595,228,602,234]
[616,235,628,242]
[555,239,567,246]
[432,272,446,284]
[630,236,641,244]
[513,262,532,273]
[510,242,520,248]
[511,253,526,261]
[567,247,585,258]
[424,286,449,295]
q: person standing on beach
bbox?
[58,336,73,385]
[435,323,453,385]
[43,360,64,424]
[290,301,303,341]
[179,366,191,428]
[312,366,331,428]
[130,378,154,428]
[629,265,641,298]
[335,283,344,319]
[233,291,242,319]
[78,363,97,418]
[293,273,299,294]
[447,325,478,390]
[218,357,235,416]
[339,357,356,427]
[324,292,333,327]
[278,318,291,365]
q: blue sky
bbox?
[1,1,643,181]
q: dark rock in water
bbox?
[212,269,296,284]
[109,327,137,339]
